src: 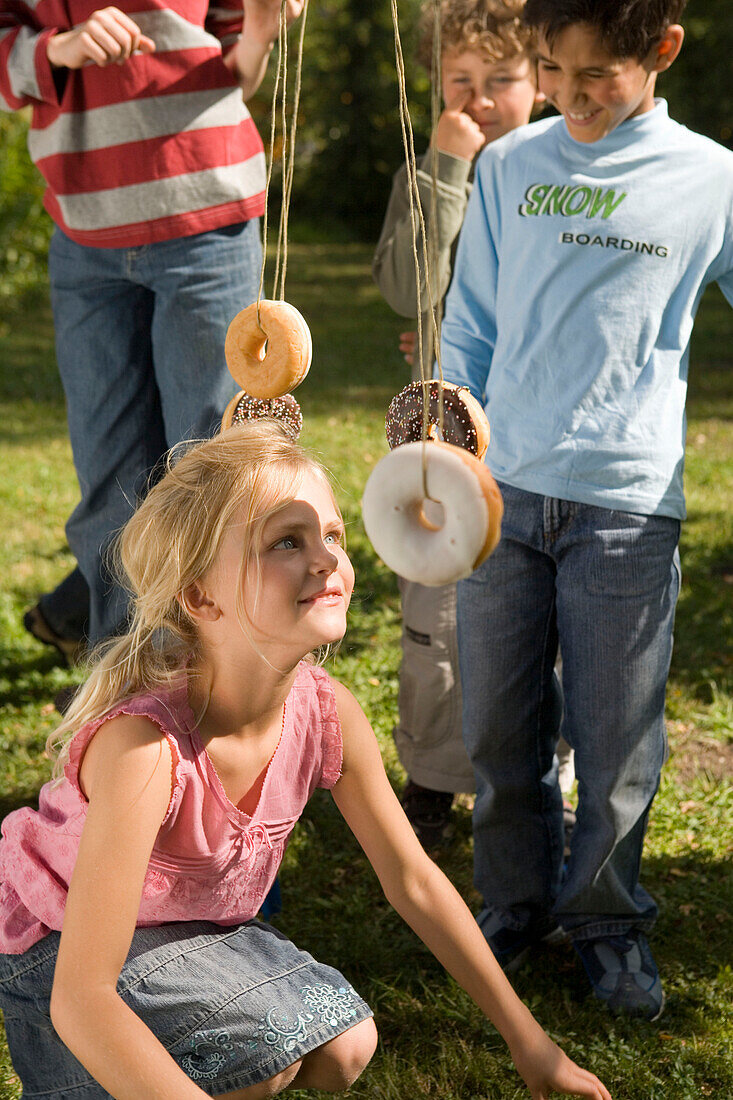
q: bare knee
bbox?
[335,1017,378,1086]
[216,1058,303,1099]
[296,1017,378,1092]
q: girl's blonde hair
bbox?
[47,421,330,776]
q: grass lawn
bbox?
[0,241,731,1099]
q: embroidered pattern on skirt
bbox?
[257,1007,313,1053]
[300,983,359,1027]
[179,1029,235,1080]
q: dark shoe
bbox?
[573,931,664,1021]
[23,604,85,666]
[478,908,565,974]
[401,780,453,850]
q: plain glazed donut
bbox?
[361,440,503,586]
[221,391,303,440]
[225,300,312,399]
[386,381,490,459]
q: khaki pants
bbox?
[395,577,575,795]
[394,577,474,793]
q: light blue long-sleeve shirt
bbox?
[441,101,733,519]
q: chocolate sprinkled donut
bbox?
[385,381,490,458]
[221,391,303,440]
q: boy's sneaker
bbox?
[401,780,453,850]
[478,909,565,974]
[573,930,664,1021]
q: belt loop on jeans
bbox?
[542,495,555,549]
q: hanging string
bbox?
[271,4,289,300]
[275,0,308,299]
[255,6,283,327]
[256,0,309,329]
[390,0,443,497]
[428,0,445,440]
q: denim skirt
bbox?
[0,921,373,1098]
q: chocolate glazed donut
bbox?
[221,391,303,440]
[385,381,490,458]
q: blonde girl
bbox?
[0,422,610,1100]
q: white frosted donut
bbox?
[225,300,312,399]
[361,440,503,586]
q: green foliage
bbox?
[296,0,427,236]
[252,0,429,239]
[0,114,52,302]
[661,0,733,149]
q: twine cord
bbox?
[271,5,289,301]
[390,0,444,499]
[276,3,308,299]
[255,6,283,329]
[429,0,445,442]
[256,0,309,332]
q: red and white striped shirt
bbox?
[0,0,266,247]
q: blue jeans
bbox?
[48,221,261,643]
[457,483,680,941]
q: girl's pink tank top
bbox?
[0,663,343,953]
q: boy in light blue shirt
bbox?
[441,0,733,1020]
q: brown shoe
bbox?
[23,605,85,666]
[401,780,454,851]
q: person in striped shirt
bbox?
[1,0,303,650]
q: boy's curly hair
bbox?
[523,0,687,59]
[417,0,537,70]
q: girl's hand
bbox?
[511,1029,612,1100]
[46,7,155,69]
[433,90,486,161]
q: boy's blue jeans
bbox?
[457,482,680,942]
[48,221,261,643]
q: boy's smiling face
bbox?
[537,22,682,144]
[441,50,542,145]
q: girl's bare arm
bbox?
[330,681,611,1100]
[50,715,209,1100]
